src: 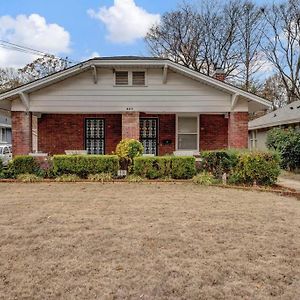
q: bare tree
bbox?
[261,0,300,103]
[0,68,24,93]
[261,73,288,109]
[19,54,70,82]
[235,1,266,91]
[145,1,242,77]
[146,4,204,71]
[0,55,70,93]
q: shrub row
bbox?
[200,150,280,185]
[4,155,42,178]
[1,150,280,186]
[52,155,119,178]
[133,156,196,179]
[0,155,119,179]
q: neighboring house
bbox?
[249,100,300,150]
[0,110,12,145]
[0,56,271,156]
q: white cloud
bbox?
[82,51,100,61]
[88,0,160,43]
[0,14,71,68]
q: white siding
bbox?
[12,67,245,113]
[248,129,268,151]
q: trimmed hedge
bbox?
[201,150,239,178]
[8,155,41,177]
[133,156,196,179]
[53,155,119,178]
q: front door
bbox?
[85,118,105,154]
[140,118,158,155]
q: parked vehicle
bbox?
[0,144,12,166]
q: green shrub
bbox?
[171,157,196,179]
[267,128,300,171]
[88,173,112,183]
[55,174,80,182]
[17,173,43,182]
[133,156,172,179]
[8,156,41,178]
[126,175,144,183]
[133,156,196,179]
[227,172,241,185]
[192,172,216,185]
[116,139,144,171]
[116,139,144,161]
[232,151,280,185]
[53,155,119,178]
[201,150,239,178]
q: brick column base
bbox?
[122,112,140,140]
[228,112,248,149]
[12,111,32,156]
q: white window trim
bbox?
[249,130,257,150]
[0,127,6,143]
[175,114,200,152]
[114,70,148,87]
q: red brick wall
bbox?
[141,113,176,155]
[36,112,247,155]
[38,114,122,155]
[38,113,175,156]
[200,114,228,150]
[12,111,32,156]
[228,112,249,149]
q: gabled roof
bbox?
[0,56,271,109]
[249,100,300,130]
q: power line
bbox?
[0,40,78,65]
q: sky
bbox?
[0,0,274,69]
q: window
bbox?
[140,118,158,155]
[115,71,146,86]
[85,119,105,154]
[132,71,145,86]
[177,116,198,150]
[249,130,257,150]
[115,71,128,85]
[0,128,7,142]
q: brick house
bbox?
[0,57,271,156]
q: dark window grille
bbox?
[85,119,105,154]
[140,118,158,155]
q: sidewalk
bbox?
[278,177,300,192]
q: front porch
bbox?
[11,111,248,156]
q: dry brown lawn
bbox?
[0,182,299,300]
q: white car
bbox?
[0,145,12,166]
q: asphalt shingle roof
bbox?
[249,100,300,130]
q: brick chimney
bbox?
[213,68,226,82]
